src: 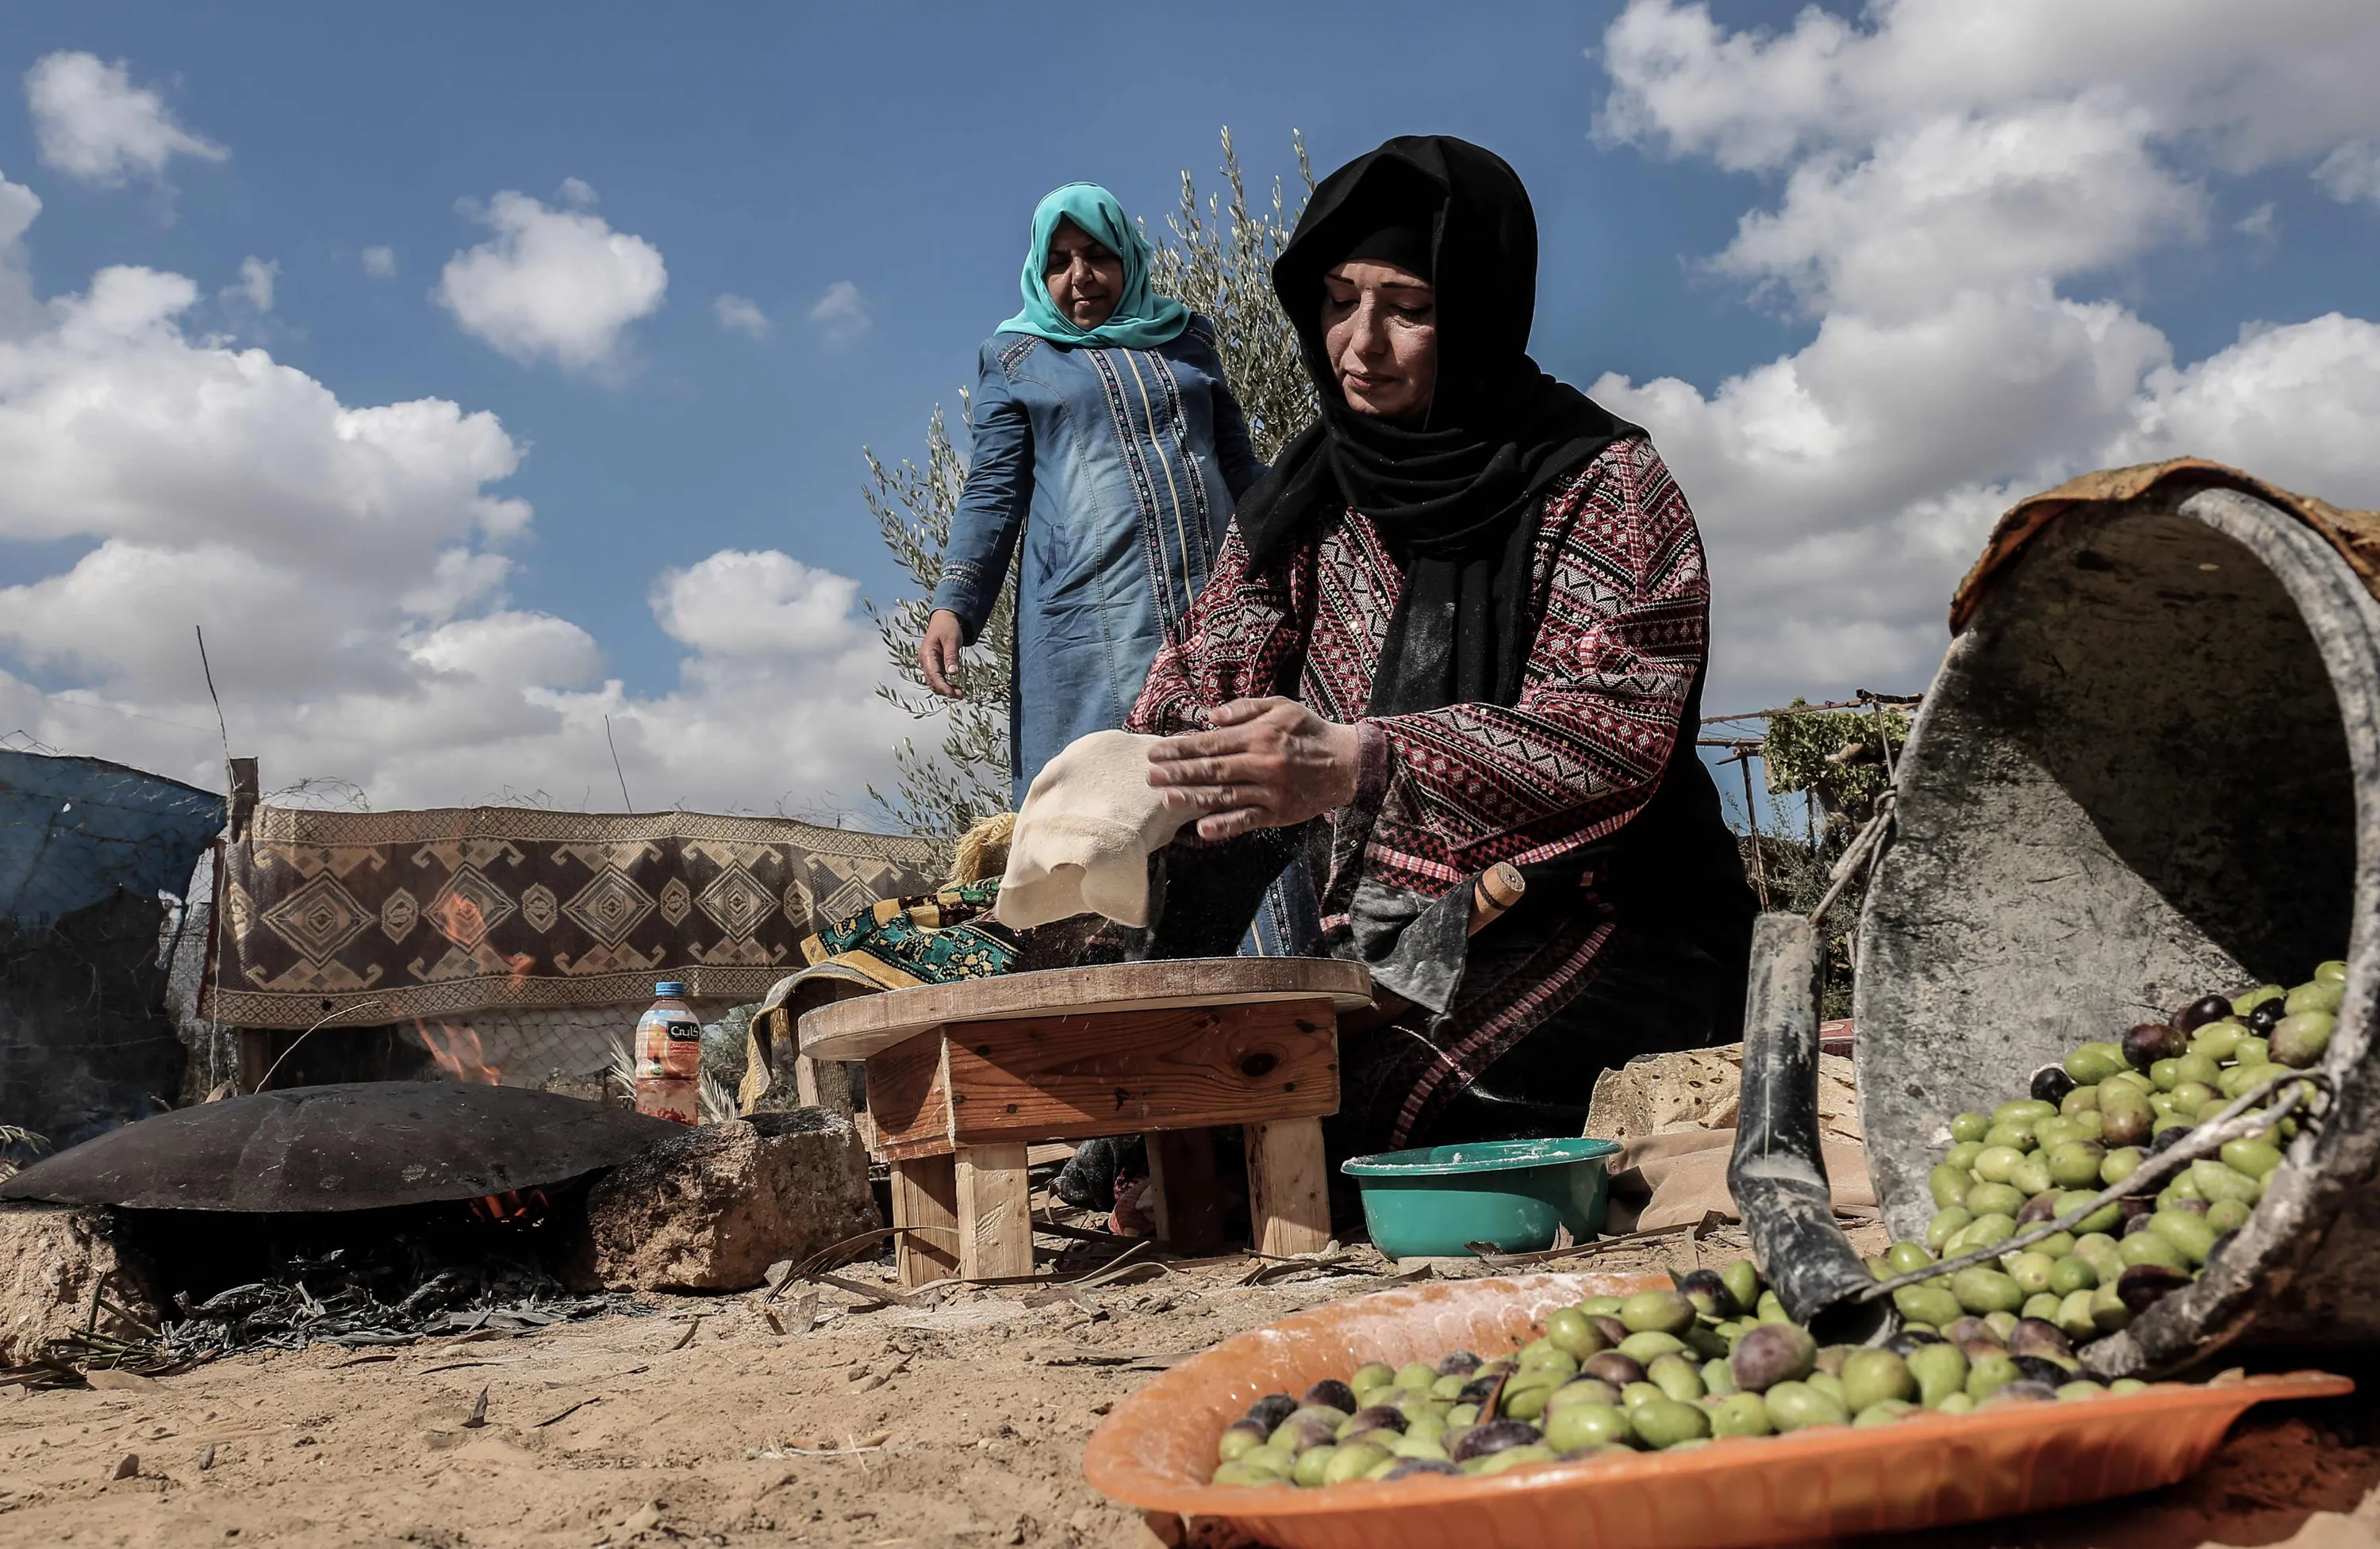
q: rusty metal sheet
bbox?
[0,1083,678,1212]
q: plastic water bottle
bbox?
[635,980,703,1125]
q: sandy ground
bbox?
[0,1233,2373,1549]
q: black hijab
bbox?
[1236,136,1641,716]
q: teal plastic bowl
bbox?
[1340,1137,1620,1259]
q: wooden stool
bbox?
[798,958,1373,1286]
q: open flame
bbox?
[467,1187,548,1223]
[415,1020,501,1085]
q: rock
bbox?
[0,1203,163,1366]
[1585,1043,1860,1147]
[572,1110,878,1293]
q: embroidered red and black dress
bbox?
[1124,436,1754,1153]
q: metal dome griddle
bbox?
[0,1082,679,1213]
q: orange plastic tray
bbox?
[1084,1272,2353,1549]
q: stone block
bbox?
[0,1203,163,1367]
[573,1110,879,1294]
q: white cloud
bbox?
[224,255,277,312]
[25,52,227,187]
[713,293,768,338]
[808,280,869,345]
[0,184,910,815]
[1591,0,2380,713]
[556,177,597,208]
[435,188,666,374]
[360,246,397,279]
[2314,140,2380,209]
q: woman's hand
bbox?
[1146,698,1361,840]
[920,610,966,699]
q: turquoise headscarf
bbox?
[998,182,1190,349]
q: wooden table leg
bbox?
[889,1153,959,1288]
[1246,1118,1330,1258]
[956,1142,1033,1280]
[1147,1129,1226,1255]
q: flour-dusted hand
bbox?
[919,609,968,699]
[1146,698,1362,840]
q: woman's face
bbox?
[1319,260,1438,424]
[1045,219,1124,329]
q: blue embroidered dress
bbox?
[931,314,1265,807]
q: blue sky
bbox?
[0,2,2374,819]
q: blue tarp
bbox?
[0,751,224,926]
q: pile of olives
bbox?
[1204,966,2341,1489]
[1208,1271,2159,1487]
[1906,965,2338,1345]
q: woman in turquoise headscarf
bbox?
[923,184,1310,949]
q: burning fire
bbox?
[415,1020,501,1085]
[467,1187,548,1223]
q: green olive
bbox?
[1619,1382,1664,1412]
[2173,1050,2221,1087]
[2032,1118,2079,1152]
[1756,1290,1791,1324]
[2117,1232,2190,1273]
[1964,1181,2025,1218]
[1965,1351,2019,1401]
[1763,1380,1850,1432]
[2220,1137,2283,1179]
[1619,1290,1697,1336]
[1646,1354,1706,1403]
[2065,1044,2129,1084]
[1499,1381,1557,1422]
[1545,1308,1603,1360]
[1628,1397,1710,1449]
[2109,1378,2152,1395]
[1853,1400,1919,1428]
[1393,1361,1437,1390]
[2190,1159,2263,1205]
[1840,1349,1916,1413]
[2100,1147,2144,1187]
[1892,1283,1964,1329]
[1292,1444,1338,1486]
[2271,1012,2335,1068]
[2003,1251,2056,1295]
[1700,1357,1737,1397]
[2315,960,2347,985]
[1944,1140,1986,1172]
[2191,1022,2247,1061]
[2044,1141,2105,1189]
[2148,1209,2217,1265]
[1806,1372,1846,1406]
[1982,1123,2037,1152]
[1929,1164,1972,1210]
[2033,1231,2077,1258]
[1949,1111,1991,1143]
[2048,1255,2099,1295]
[2205,1198,2251,1233]
[2088,1281,2132,1332]
[1972,1144,2021,1183]
[1390,1432,1449,1462]
[2056,1380,2106,1402]
[1445,1404,1480,1426]
[2148,1056,2182,1092]
[2010,1157,2056,1197]
[1720,1261,1761,1315]
[1463,1442,1556,1476]
[2056,1191,2124,1236]
[1351,1362,1396,1393]
[1542,1401,1632,1452]
[1322,1441,1392,1484]
[2060,1083,2101,1116]
[1904,1342,1968,1408]
[1580,1297,1625,1317]
[2021,1292,2064,1322]
[1885,1240,1935,1276]
[1518,1342,1580,1382]
[2056,1289,2099,1341]
[2169,1080,2219,1117]
[2098,1084,2155,1148]
[1705,1391,1772,1438]
[1211,1460,1291,1487]
[2234,1035,2271,1068]
[2286,979,2344,1017]
[1617,1332,1687,1364]
[1927,1208,1973,1251]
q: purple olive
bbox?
[1382,1459,1461,1480]
[2030,1065,2077,1106]
[1942,1317,1994,1346]
[2123,1022,2186,1070]
[2119,1196,2155,1222]
[1728,1323,1816,1393]
[2248,999,2286,1036]
[2010,1355,2071,1386]
[2175,995,2233,1033]
[1435,1350,1481,1378]
[1303,1378,1357,1414]
[1588,1314,1630,1348]
[2169,1198,2209,1217]
[1456,1374,1505,1406]
[1345,1404,1407,1436]
[1983,1380,2060,1405]
[2006,1319,2072,1362]
[1678,1267,1737,1318]
[1246,1394,1297,1432]
[1883,1330,1944,1357]
[1583,1352,1646,1390]
[2018,1192,2063,1225]
[1955,1336,2010,1362]
[1447,1418,1543,1463]
[2150,1126,2192,1155]
[2115,1264,2192,1313]
[2123,1213,2158,1237]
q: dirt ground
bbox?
[0,1230,2374,1549]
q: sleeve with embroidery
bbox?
[1123,518,1308,737]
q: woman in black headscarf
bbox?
[1123,136,1754,1158]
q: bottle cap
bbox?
[654,980,687,998]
